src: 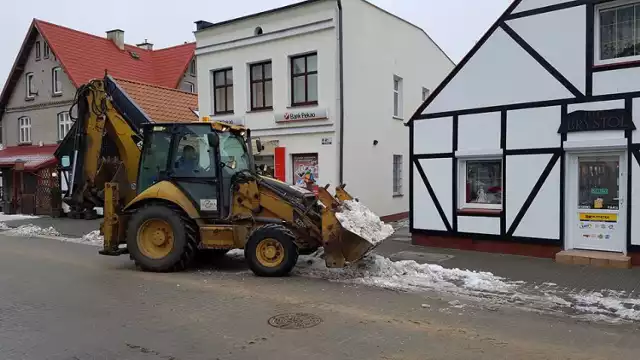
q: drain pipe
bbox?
[337,0,345,185]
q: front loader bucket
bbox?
[316,184,393,268]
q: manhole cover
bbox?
[267,313,322,329]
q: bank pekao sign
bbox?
[275,108,328,123]
[208,115,245,126]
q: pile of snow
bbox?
[79,230,104,246]
[295,252,517,294]
[0,222,10,230]
[335,200,394,245]
[570,291,640,322]
[5,224,61,237]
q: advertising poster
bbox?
[292,154,319,191]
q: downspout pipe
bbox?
[337,0,345,185]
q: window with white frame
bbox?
[458,158,503,209]
[184,81,195,93]
[189,58,196,76]
[596,1,640,64]
[52,67,62,95]
[393,154,403,196]
[25,73,36,98]
[19,116,32,144]
[57,112,72,140]
[393,75,403,118]
[422,87,430,102]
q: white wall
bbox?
[458,217,500,235]
[513,158,560,239]
[512,0,576,14]
[413,117,452,154]
[413,165,446,231]
[457,112,501,152]
[195,2,340,188]
[593,68,640,96]
[419,158,452,227]
[506,106,561,149]
[506,153,554,231]
[342,0,454,216]
[506,5,586,94]
[423,27,574,115]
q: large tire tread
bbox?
[126,203,199,273]
[245,223,298,277]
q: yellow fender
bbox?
[123,181,200,219]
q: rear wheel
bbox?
[126,204,198,272]
[245,224,298,277]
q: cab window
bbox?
[172,129,215,178]
[219,132,251,173]
[138,130,171,193]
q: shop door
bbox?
[566,152,626,253]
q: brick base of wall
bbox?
[380,212,408,222]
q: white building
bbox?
[409,0,640,266]
[194,0,453,218]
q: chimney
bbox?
[106,29,125,50]
[136,39,153,50]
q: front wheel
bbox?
[126,205,198,272]
[245,224,298,277]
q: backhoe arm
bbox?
[56,76,145,213]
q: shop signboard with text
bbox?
[275,108,328,123]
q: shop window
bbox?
[578,156,620,210]
[212,68,233,114]
[292,153,318,190]
[290,52,318,106]
[19,116,32,144]
[393,154,403,196]
[393,75,403,118]
[458,159,502,210]
[596,1,640,64]
[57,111,72,140]
[250,61,273,110]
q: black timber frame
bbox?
[408,0,640,252]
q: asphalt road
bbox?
[1,234,639,360]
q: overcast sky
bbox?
[0,0,510,90]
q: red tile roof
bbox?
[34,19,195,89]
[114,78,199,123]
[0,144,58,170]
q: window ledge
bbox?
[393,193,404,198]
[288,102,318,109]
[25,97,35,102]
[214,111,235,116]
[455,148,503,158]
[392,116,404,121]
[457,208,502,216]
[248,107,273,113]
[18,142,32,146]
[52,92,63,97]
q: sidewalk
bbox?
[375,226,640,295]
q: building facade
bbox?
[195,0,453,218]
[0,19,197,215]
[409,0,640,265]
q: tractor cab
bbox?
[137,122,254,219]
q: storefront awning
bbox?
[0,144,58,171]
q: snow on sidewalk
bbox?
[0,212,40,221]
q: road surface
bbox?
[0,234,639,360]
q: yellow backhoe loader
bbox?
[55,75,391,276]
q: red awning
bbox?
[0,144,58,171]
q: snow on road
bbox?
[1,222,638,323]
